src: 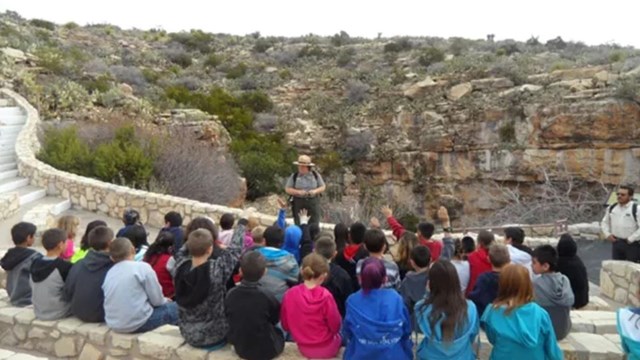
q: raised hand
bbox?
[277,197,288,209]
[370,217,381,229]
[299,209,310,225]
[381,205,393,218]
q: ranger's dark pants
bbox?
[612,238,640,263]
[291,196,321,225]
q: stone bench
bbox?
[571,310,617,334]
[600,260,640,306]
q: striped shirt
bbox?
[355,257,401,290]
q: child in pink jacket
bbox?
[57,215,79,261]
[281,253,342,358]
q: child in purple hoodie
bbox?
[281,253,342,358]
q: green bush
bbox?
[499,121,516,143]
[169,30,214,53]
[93,126,157,186]
[204,54,222,68]
[81,75,112,93]
[299,44,326,58]
[336,48,355,67]
[225,63,248,79]
[615,76,640,102]
[253,38,273,53]
[238,91,273,113]
[63,22,79,30]
[418,47,445,67]
[29,19,56,31]
[384,39,412,53]
[330,31,350,47]
[37,126,93,175]
[167,51,192,68]
[34,47,65,75]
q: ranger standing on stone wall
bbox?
[601,185,640,262]
[285,155,325,225]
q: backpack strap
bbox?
[292,172,298,188]
[633,203,638,223]
[609,203,617,213]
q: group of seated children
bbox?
[0,203,593,360]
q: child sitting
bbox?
[415,260,480,360]
[174,221,245,348]
[399,245,431,329]
[143,231,175,298]
[70,220,106,264]
[64,225,114,322]
[30,228,73,320]
[344,257,413,359]
[218,213,235,247]
[469,244,510,317]
[162,211,184,255]
[356,229,401,289]
[0,222,41,306]
[120,224,149,261]
[56,215,79,261]
[467,230,495,296]
[532,245,574,340]
[281,253,342,359]
[451,238,471,292]
[334,222,369,290]
[255,225,300,302]
[556,234,589,309]
[315,233,354,317]
[103,238,177,333]
[116,208,144,237]
[617,282,640,359]
[225,251,284,360]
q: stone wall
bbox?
[600,260,640,305]
[2,88,288,229]
[0,192,18,221]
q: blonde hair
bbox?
[57,215,80,239]
[301,253,329,281]
[247,217,260,230]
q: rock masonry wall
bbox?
[600,260,640,306]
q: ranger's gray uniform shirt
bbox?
[285,172,325,193]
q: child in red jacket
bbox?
[281,253,342,359]
[466,230,495,296]
[143,231,175,298]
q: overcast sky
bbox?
[1,0,638,47]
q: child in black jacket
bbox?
[556,234,589,309]
[225,251,284,360]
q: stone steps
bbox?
[571,310,617,334]
[0,170,18,182]
[0,178,28,194]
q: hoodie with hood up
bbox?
[557,237,589,309]
[63,250,113,322]
[0,247,42,307]
[30,256,72,320]
[282,226,303,263]
[343,289,413,360]
[414,299,480,360]
[173,223,244,347]
[281,284,342,358]
[481,302,562,360]
[466,247,492,296]
[334,244,369,290]
[533,272,574,340]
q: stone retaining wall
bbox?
[2,88,289,229]
[0,193,18,221]
[600,260,640,306]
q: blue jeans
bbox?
[135,302,179,333]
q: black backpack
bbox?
[609,202,638,222]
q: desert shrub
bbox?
[272,50,298,66]
[253,38,274,53]
[315,151,343,176]
[299,44,326,58]
[342,128,375,162]
[418,47,445,67]
[225,62,248,79]
[141,68,161,83]
[97,87,127,107]
[336,48,355,67]
[238,91,273,113]
[449,37,470,56]
[609,51,625,63]
[41,80,93,118]
[93,126,157,186]
[29,19,55,31]
[109,65,146,88]
[203,53,222,68]
[164,48,192,68]
[615,76,640,102]
[154,128,244,205]
[496,40,520,56]
[171,75,202,91]
[499,121,516,143]
[546,36,567,50]
[169,30,214,53]
[526,36,541,46]
[623,57,640,72]
[34,47,66,75]
[63,22,79,30]
[384,38,412,53]
[37,126,93,175]
[81,74,112,93]
[331,31,350,47]
[346,80,369,104]
[254,113,278,133]
[83,59,109,76]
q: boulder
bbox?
[1,47,28,62]
[548,79,593,92]
[448,83,472,101]
[403,76,441,99]
[499,84,543,97]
